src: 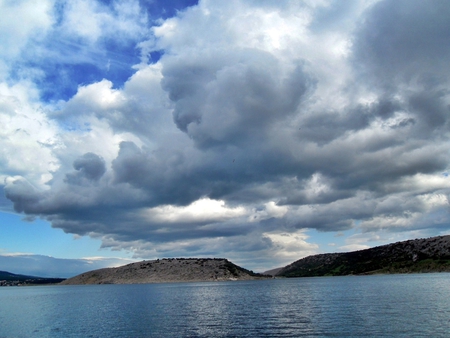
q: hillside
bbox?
[0,271,65,286]
[277,235,450,277]
[61,258,270,285]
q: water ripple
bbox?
[1,274,450,337]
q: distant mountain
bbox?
[61,258,271,285]
[0,271,37,281]
[0,270,65,286]
[277,235,450,277]
[262,267,283,276]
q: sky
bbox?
[1,0,450,278]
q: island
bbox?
[60,258,270,285]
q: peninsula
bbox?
[276,235,450,277]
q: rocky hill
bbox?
[61,258,270,285]
[277,235,450,277]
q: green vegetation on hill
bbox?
[277,235,450,277]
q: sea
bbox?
[1,273,449,337]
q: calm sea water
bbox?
[0,273,449,337]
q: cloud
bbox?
[2,0,450,270]
[142,198,247,224]
[65,152,106,184]
[263,230,319,261]
[60,0,146,43]
[0,80,60,190]
[0,0,54,60]
[354,0,450,88]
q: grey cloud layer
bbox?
[4,0,450,268]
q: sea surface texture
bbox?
[1,273,449,337]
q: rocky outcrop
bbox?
[277,235,450,277]
[60,258,270,285]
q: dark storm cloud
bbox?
[4,178,40,213]
[354,0,450,88]
[407,89,449,130]
[352,0,450,143]
[298,98,401,146]
[110,138,304,208]
[111,141,210,206]
[162,50,315,148]
[65,152,106,184]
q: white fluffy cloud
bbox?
[61,0,147,43]
[0,0,54,60]
[0,81,59,189]
[143,198,247,224]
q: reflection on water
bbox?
[0,273,449,337]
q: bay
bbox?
[1,273,449,337]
